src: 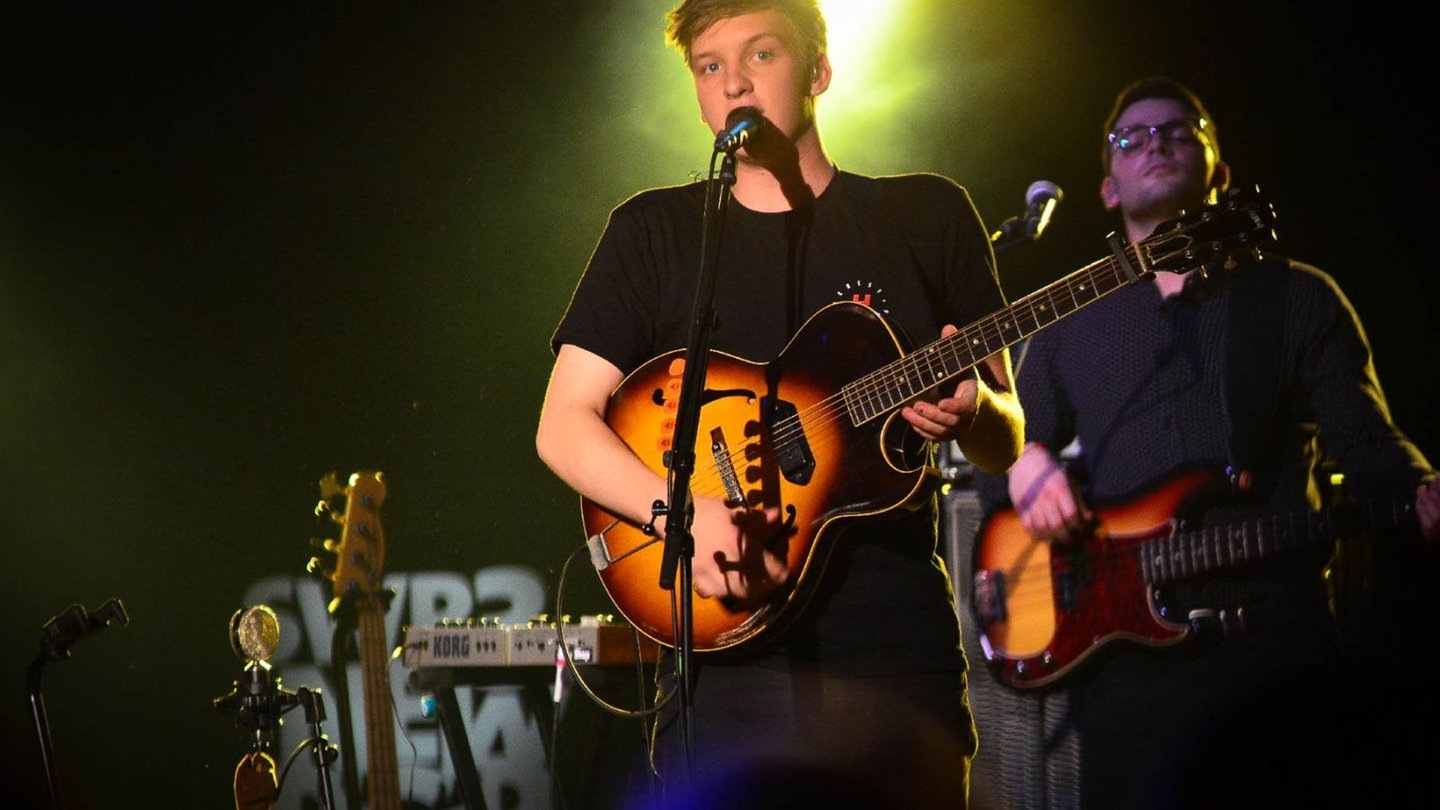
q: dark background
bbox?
[2,2,1433,808]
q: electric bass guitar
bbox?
[971,468,1420,689]
[583,189,1277,653]
[313,471,403,810]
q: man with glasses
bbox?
[972,76,1440,808]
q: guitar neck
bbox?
[845,246,1142,425]
[359,604,402,810]
[844,189,1276,426]
[1141,496,1417,585]
[1141,510,1335,585]
[312,470,401,808]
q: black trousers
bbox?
[635,659,977,809]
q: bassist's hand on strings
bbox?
[1007,442,1094,545]
[684,495,789,605]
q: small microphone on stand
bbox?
[714,106,766,153]
[1023,179,1062,240]
[214,606,340,810]
[991,179,1064,251]
[215,606,298,751]
[214,606,296,810]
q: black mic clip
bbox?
[990,214,1030,249]
[215,659,302,754]
[39,598,130,663]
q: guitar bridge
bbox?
[710,426,745,505]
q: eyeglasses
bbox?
[1108,118,1209,155]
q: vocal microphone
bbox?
[991,179,1064,249]
[1023,179,1063,240]
[714,106,766,153]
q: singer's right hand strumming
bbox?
[681,496,789,603]
[537,343,789,606]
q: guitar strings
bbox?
[704,201,1244,494]
[615,209,1247,651]
[676,231,1201,564]
[970,501,1379,642]
[703,251,1136,493]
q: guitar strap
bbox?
[1220,254,1289,499]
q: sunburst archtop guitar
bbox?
[583,189,1277,653]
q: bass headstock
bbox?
[309,470,388,615]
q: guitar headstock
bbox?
[1140,186,1278,277]
[310,470,388,615]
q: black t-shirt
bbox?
[552,169,1005,674]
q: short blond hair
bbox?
[665,0,827,71]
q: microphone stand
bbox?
[295,687,340,810]
[327,604,363,809]
[27,598,130,810]
[26,655,61,810]
[656,146,738,780]
[214,660,337,809]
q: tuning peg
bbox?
[318,471,345,499]
[305,556,333,581]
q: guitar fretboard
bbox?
[1140,497,1417,585]
[359,603,402,810]
[843,248,1141,426]
[838,191,1273,427]
[1141,511,1333,585]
